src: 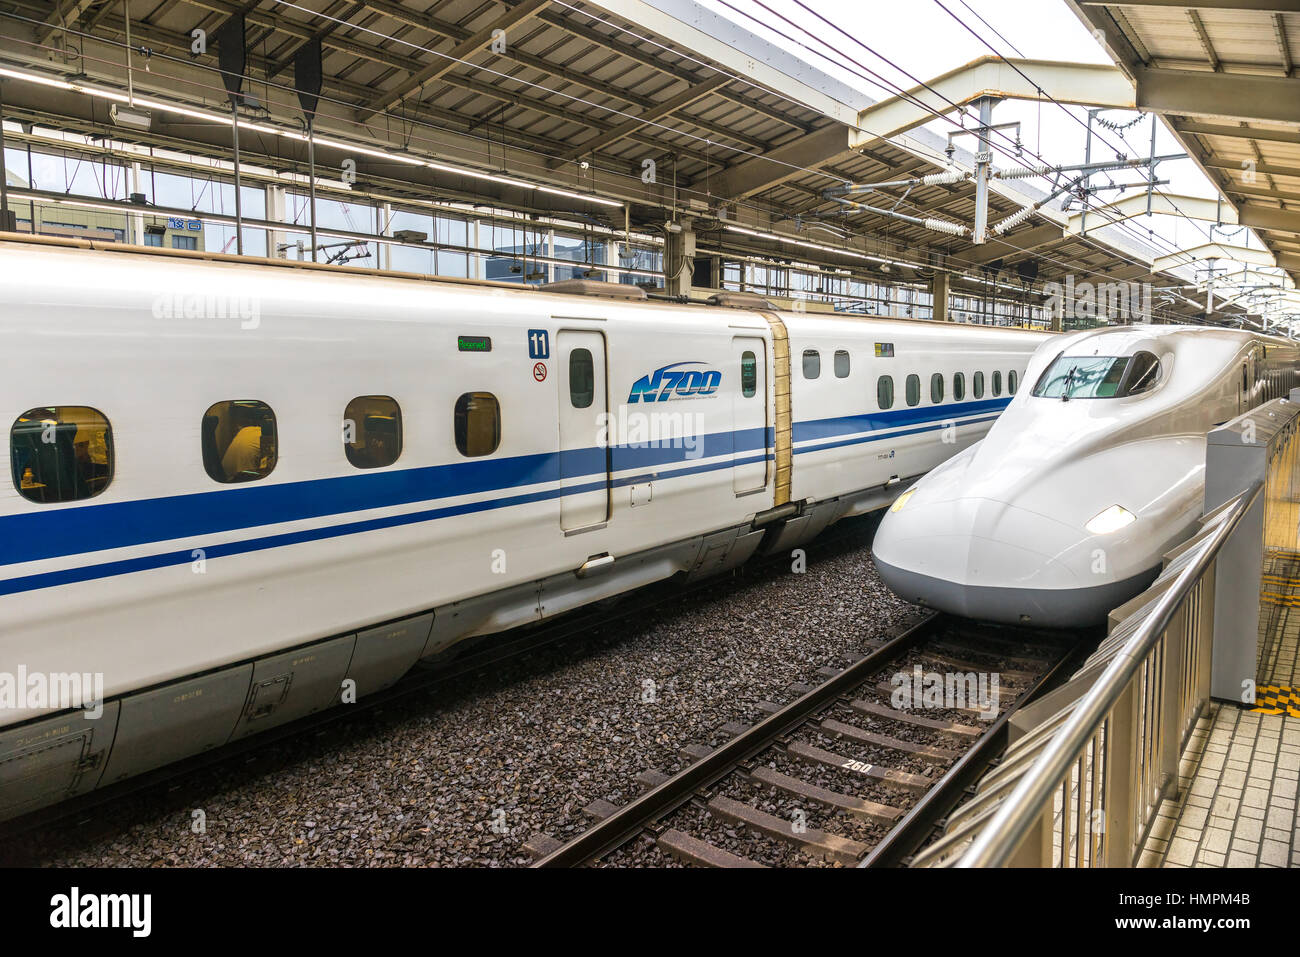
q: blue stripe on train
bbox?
[792,397,1010,443]
[0,425,772,569]
[0,453,771,596]
[0,400,1004,587]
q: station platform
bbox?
[1138,704,1299,867]
[1139,477,1300,868]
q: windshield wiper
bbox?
[1061,365,1078,402]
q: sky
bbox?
[696,0,1262,286]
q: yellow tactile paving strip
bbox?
[1252,685,1300,718]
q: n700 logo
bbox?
[628,362,722,403]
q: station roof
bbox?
[0,0,1246,319]
[1070,0,1300,289]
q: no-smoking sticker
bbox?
[533,362,547,382]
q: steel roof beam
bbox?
[1065,192,1240,235]
[553,73,730,163]
[1134,66,1300,124]
[266,0,776,154]
[1202,158,1300,179]
[1079,0,1300,11]
[849,57,1135,149]
[72,10,665,179]
[711,124,851,200]
[1151,243,1276,272]
[1240,203,1300,235]
[529,7,810,133]
[1179,121,1300,144]
[356,0,551,120]
[960,223,1065,266]
[34,0,98,44]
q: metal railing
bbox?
[913,395,1300,868]
[911,487,1255,867]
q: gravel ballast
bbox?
[4,515,918,867]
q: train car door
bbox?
[733,337,769,494]
[557,329,611,530]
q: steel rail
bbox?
[861,637,1082,867]
[532,612,944,867]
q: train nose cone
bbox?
[872,496,1101,627]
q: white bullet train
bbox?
[0,236,1048,819]
[873,324,1300,628]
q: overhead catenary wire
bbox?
[711,0,1203,269]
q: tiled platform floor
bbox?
[1138,703,1300,867]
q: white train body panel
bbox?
[873,325,1300,627]
[783,315,1037,507]
[0,239,1049,816]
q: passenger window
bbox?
[344,396,402,469]
[455,392,501,457]
[954,372,965,402]
[1008,370,1018,395]
[930,373,944,404]
[974,371,985,399]
[202,400,276,484]
[569,348,595,409]
[834,350,850,378]
[803,349,820,379]
[12,406,113,503]
[741,351,757,398]
[877,375,894,410]
[992,371,1003,396]
[905,374,920,407]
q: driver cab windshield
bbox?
[1032,350,1162,399]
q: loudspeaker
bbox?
[215,13,246,103]
[294,38,323,121]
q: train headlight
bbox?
[889,489,916,513]
[1085,504,1136,535]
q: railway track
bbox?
[529,613,1082,868]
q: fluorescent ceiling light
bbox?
[0,65,624,210]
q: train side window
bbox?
[877,375,894,409]
[992,371,1003,396]
[202,400,277,484]
[905,374,921,407]
[803,349,821,379]
[12,406,113,503]
[569,348,595,409]
[741,351,757,398]
[930,373,944,404]
[455,392,501,457]
[953,372,966,401]
[834,350,850,378]
[973,371,985,399]
[344,396,402,469]
[1008,370,1018,395]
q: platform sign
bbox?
[527,329,549,359]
